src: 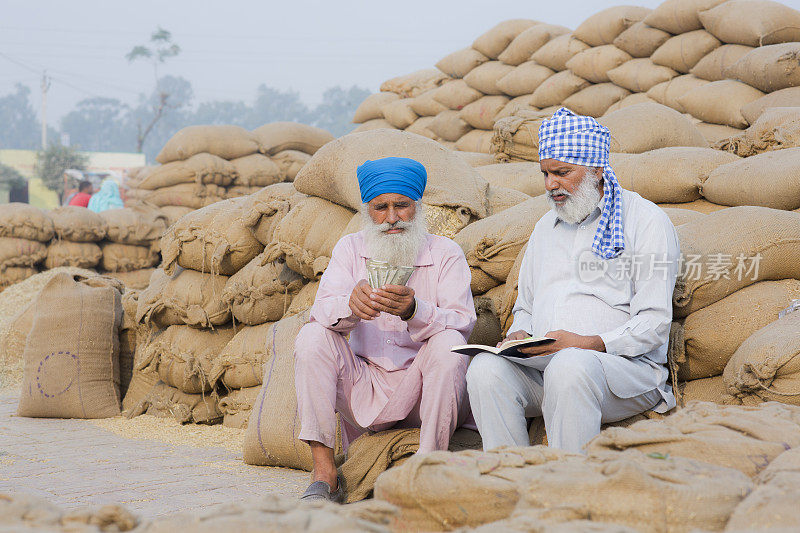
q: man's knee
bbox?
[294,322,340,367]
[543,348,603,394]
[466,352,512,397]
[420,329,469,375]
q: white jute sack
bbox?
[271,150,311,181]
[239,182,302,246]
[44,241,102,270]
[219,386,260,429]
[672,206,800,318]
[612,146,738,203]
[49,206,107,242]
[380,68,450,99]
[724,311,800,406]
[531,34,590,72]
[352,92,400,123]
[530,71,591,108]
[497,24,570,66]
[741,88,800,125]
[565,45,632,84]
[496,61,555,98]
[429,110,473,142]
[472,19,540,59]
[606,58,677,93]
[100,242,159,273]
[702,148,800,210]
[604,92,658,114]
[459,96,509,130]
[409,89,447,117]
[562,83,631,118]
[143,183,225,209]
[672,279,800,381]
[643,0,727,34]
[405,117,437,140]
[651,30,721,74]
[598,103,707,153]
[252,122,334,156]
[463,61,515,96]
[161,196,265,276]
[0,238,47,271]
[698,0,800,47]
[715,107,800,158]
[293,129,490,218]
[381,99,418,130]
[612,21,670,58]
[99,207,167,246]
[229,154,282,187]
[156,125,260,164]
[476,163,546,197]
[212,322,274,390]
[725,43,800,93]
[136,267,231,329]
[435,48,489,79]
[573,5,651,47]
[432,80,482,111]
[646,74,710,113]
[136,153,236,190]
[454,131,494,155]
[0,203,53,242]
[352,119,395,133]
[690,43,754,82]
[222,254,304,325]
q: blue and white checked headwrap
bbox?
[538,107,625,260]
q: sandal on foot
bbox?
[300,475,344,503]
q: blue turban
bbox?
[357,157,427,204]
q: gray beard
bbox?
[547,168,604,225]
[361,203,428,267]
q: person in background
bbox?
[87,179,124,213]
[67,180,93,208]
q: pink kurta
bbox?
[295,230,476,452]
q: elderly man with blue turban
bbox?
[295,157,476,502]
[467,108,680,454]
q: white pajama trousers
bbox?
[466,347,662,454]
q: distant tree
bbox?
[0,162,26,190]
[250,85,310,128]
[129,75,194,162]
[192,100,252,127]
[0,84,41,150]
[60,97,132,152]
[310,85,370,137]
[35,144,88,196]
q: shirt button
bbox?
[386,340,392,344]
[580,225,586,230]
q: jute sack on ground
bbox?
[454,131,494,154]
[17,273,123,418]
[491,110,550,162]
[44,240,102,270]
[432,80,483,111]
[226,186,263,199]
[243,310,344,471]
[498,24,570,66]
[136,267,230,329]
[725,43,800,93]
[435,48,489,78]
[264,196,354,280]
[286,281,318,316]
[223,254,304,325]
[496,61,555,97]
[0,266,38,291]
[373,446,578,531]
[271,150,310,181]
[353,119,395,133]
[598,103,707,152]
[100,207,167,246]
[0,203,53,242]
[409,90,447,117]
[566,45,632,84]
[129,380,222,424]
[696,122,744,145]
[643,0,727,34]
[463,61,514,96]
[586,401,800,478]
[646,73,710,113]
[0,493,137,533]
[612,146,738,203]
[673,207,800,317]
[109,268,156,290]
[678,80,765,129]
[49,206,107,242]
[530,71,591,108]
[476,163,546,197]
[468,285,505,346]
[651,30,721,73]
[612,21,671,58]
[161,196,264,276]
[352,92,400,123]
[741,87,800,125]
[563,83,631,117]
[459,96,509,130]
[229,154,282,187]
[702,148,800,210]
[293,129,489,218]
[143,183,225,209]
[239,182,301,246]
[211,322,274,390]
[0,238,46,270]
[656,198,728,214]
[531,34,591,72]
[122,334,162,414]
[672,279,800,381]
[487,186,531,215]
[573,5,650,47]
[156,125,260,164]
[472,19,539,59]
[406,117,437,140]
[158,205,193,226]
[714,107,800,158]
[429,110,472,142]
[219,386,260,429]
[690,43,754,82]
[119,290,143,399]
[136,153,237,190]
[138,324,236,394]
[679,375,730,405]
[723,311,800,406]
[698,0,800,47]
[381,99,418,130]
[100,242,159,273]
[606,59,677,93]
[380,68,450,99]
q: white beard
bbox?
[547,168,604,225]
[361,203,428,266]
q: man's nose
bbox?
[544,174,560,191]
[385,208,399,224]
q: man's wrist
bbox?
[582,334,606,352]
[400,298,417,321]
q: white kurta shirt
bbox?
[511,189,680,412]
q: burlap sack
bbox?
[373,446,577,531]
[673,280,800,380]
[405,117,437,140]
[0,238,46,271]
[598,102,707,153]
[651,30,721,74]
[122,335,161,415]
[219,386,260,429]
[158,205,193,226]
[562,83,631,117]
[566,45,632,84]
[110,268,155,290]
[0,493,137,532]
[136,267,230,329]
[44,240,102,269]
[487,187,533,216]
[698,0,800,47]
[118,290,142,400]
[468,285,505,346]
[531,34,590,72]
[156,125,259,164]
[659,207,705,226]
[409,90,447,117]
[435,47,489,78]
[459,96,509,130]
[696,122,743,145]
[223,254,304,325]
[130,380,222,424]
[725,43,800,94]
[429,110,472,142]
[530,71,590,108]
[679,81,765,128]
[286,281,318,316]
[381,99,418,130]
[238,182,300,246]
[264,196,355,280]
[643,0,727,34]
[0,203,53,242]
[612,21,670,58]
[741,87,800,125]
[657,199,727,214]
[229,153,282,187]
[716,107,800,158]
[472,19,539,59]
[587,401,800,478]
[726,460,800,531]
[703,148,800,210]
[99,207,167,245]
[0,266,38,291]
[573,5,650,47]
[212,322,274,390]
[496,61,555,97]
[646,74,710,113]
[606,58,677,93]
[352,119,395,133]
[604,92,658,114]
[724,311,800,406]
[17,273,122,418]
[612,146,738,203]
[476,163,546,197]
[144,183,225,209]
[293,129,489,218]
[138,324,236,394]
[679,375,730,405]
[253,121,334,156]
[495,95,538,121]
[454,131,494,155]
[225,186,263,199]
[463,61,515,96]
[454,195,550,291]
[497,24,570,66]
[137,153,236,190]
[432,80,483,111]
[271,150,311,182]
[491,110,548,162]
[49,206,107,242]
[161,196,265,276]
[352,92,400,123]
[690,43,754,82]
[380,68,450,98]
[100,242,158,273]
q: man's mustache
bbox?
[375,220,413,233]
[548,188,571,199]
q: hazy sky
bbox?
[4,0,800,126]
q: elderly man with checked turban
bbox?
[467,108,680,454]
[295,157,475,502]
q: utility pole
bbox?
[40,71,50,149]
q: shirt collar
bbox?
[358,231,434,267]
[552,193,606,227]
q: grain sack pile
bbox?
[0,202,53,291]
